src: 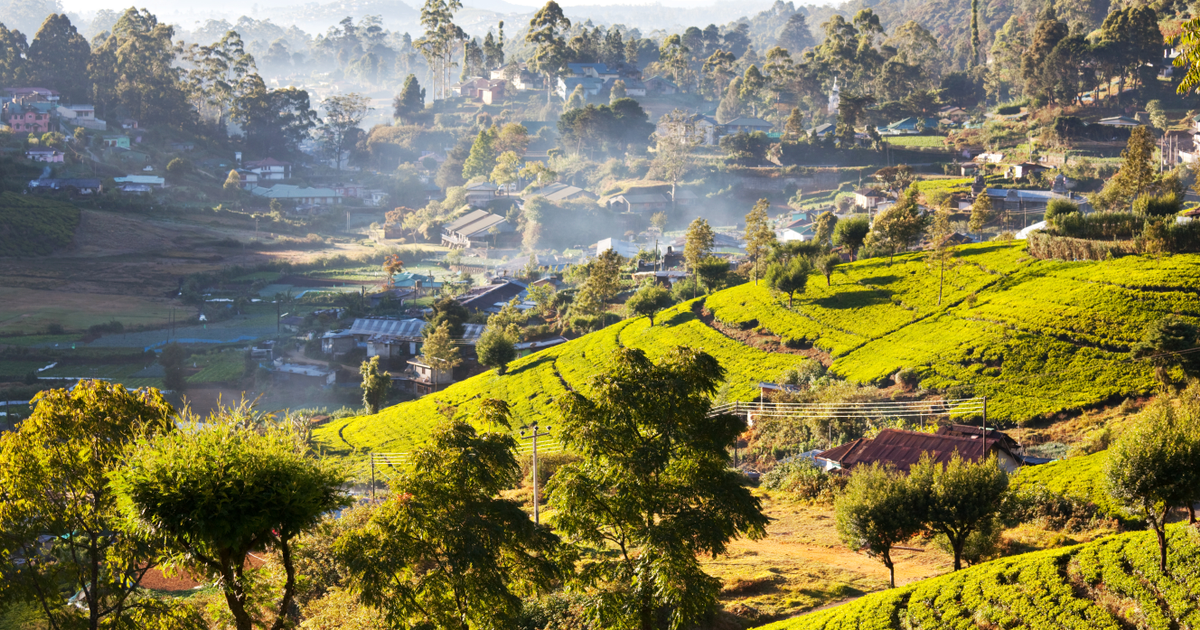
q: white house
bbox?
[248,184,341,205]
[56,104,106,130]
[243,157,291,180]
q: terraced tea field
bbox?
[754,525,1200,630]
[314,244,1200,454]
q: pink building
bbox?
[2,102,54,134]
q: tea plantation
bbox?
[1013,451,1122,518]
[0,192,81,256]
[753,525,1200,630]
[313,243,1200,454]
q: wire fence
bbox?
[710,397,987,422]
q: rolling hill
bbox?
[753,525,1200,630]
[313,243,1200,454]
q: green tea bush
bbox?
[0,192,81,256]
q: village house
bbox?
[2,87,59,102]
[595,237,640,258]
[27,178,101,194]
[602,77,647,97]
[655,113,722,146]
[644,76,678,95]
[556,76,605,99]
[102,135,130,149]
[523,181,597,203]
[113,175,166,192]
[817,426,1024,474]
[2,101,54,133]
[243,157,291,180]
[320,330,357,356]
[456,278,527,312]
[441,209,514,248]
[56,104,105,130]
[854,188,888,210]
[1008,162,1051,179]
[608,192,670,214]
[248,184,342,206]
[724,117,773,134]
[25,148,64,163]
[348,317,484,365]
[464,181,499,207]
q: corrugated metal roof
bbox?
[818,428,1016,472]
[444,209,490,232]
[350,318,484,341]
[454,213,508,237]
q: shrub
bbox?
[896,368,921,390]
[519,450,580,493]
[761,457,846,503]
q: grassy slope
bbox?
[0,192,80,256]
[314,243,1200,453]
[754,525,1200,630]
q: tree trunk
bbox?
[883,551,895,588]
[270,538,297,630]
[952,535,964,571]
[1155,522,1167,572]
[222,563,254,630]
[938,258,944,306]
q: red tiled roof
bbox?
[818,428,1016,472]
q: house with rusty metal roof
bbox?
[817,427,1023,474]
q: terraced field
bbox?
[314,244,1200,454]
[755,526,1200,630]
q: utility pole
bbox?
[520,421,553,524]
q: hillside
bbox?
[0,193,81,257]
[314,243,1200,454]
[1014,451,1124,519]
[753,525,1200,630]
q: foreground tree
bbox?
[526,1,571,104]
[0,382,183,630]
[766,256,812,307]
[908,453,1009,571]
[477,325,517,374]
[112,403,349,630]
[926,208,959,306]
[1131,315,1200,390]
[833,216,870,261]
[337,401,560,629]
[870,185,928,263]
[744,198,776,284]
[967,192,993,239]
[318,93,371,170]
[1106,402,1200,571]
[549,348,768,630]
[392,74,425,123]
[359,355,391,415]
[422,320,463,385]
[626,282,672,325]
[684,216,715,271]
[836,464,923,588]
[817,252,841,287]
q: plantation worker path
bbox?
[703,494,953,622]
